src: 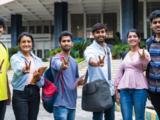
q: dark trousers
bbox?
[149,91,160,119]
[0,100,7,120]
[93,95,115,120]
[12,85,40,120]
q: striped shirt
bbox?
[146,35,160,93]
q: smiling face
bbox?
[92,28,107,43]
[150,17,160,34]
[58,36,73,51]
[127,32,141,47]
[18,36,33,53]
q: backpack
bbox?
[0,41,6,50]
[42,53,64,113]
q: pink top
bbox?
[25,57,37,85]
[114,49,151,90]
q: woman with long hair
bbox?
[11,32,44,120]
[114,29,151,120]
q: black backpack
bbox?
[0,41,6,50]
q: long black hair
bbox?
[17,32,35,50]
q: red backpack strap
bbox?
[55,53,65,98]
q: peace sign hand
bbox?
[0,59,4,73]
[22,60,31,73]
[61,56,70,70]
[138,48,146,60]
[97,55,105,67]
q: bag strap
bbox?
[146,36,153,71]
[0,41,6,50]
[50,53,65,98]
[105,46,111,81]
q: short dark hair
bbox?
[149,10,160,23]
[92,23,107,34]
[0,17,5,29]
[59,31,73,42]
[17,32,35,50]
[127,29,141,38]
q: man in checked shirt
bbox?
[146,10,160,119]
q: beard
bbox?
[94,36,106,43]
[61,45,71,51]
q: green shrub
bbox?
[75,58,85,63]
[46,48,62,57]
[8,46,19,60]
[42,57,48,62]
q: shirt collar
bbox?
[152,34,160,43]
[93,40,107,50]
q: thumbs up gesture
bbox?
[0,59,4,73]
[22,60,31,73]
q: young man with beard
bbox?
[51,31,84,120]
[84,23,115,120]
[0,17,11,120]
[146,10,160,118]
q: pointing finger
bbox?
[67,56,70,63]
[98,55,101,61]
[0,59,4,67]
[102,55,105,61]
[25,60,28,67]
[29,61,31,68]
[62,56,67,63]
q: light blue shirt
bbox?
[84,41,115,96]
[11,51,44,91]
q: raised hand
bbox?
[97,55,105,67]
[33,69,41,81]
[138,48,146,60]
[22,60,31,73]
[0,59,4,73]
[61,56,70,70]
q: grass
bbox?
[75,58,85,63]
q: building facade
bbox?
[0,0,160,58]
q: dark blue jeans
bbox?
[120,89,147,120]
[0,100,7,120]
[12,85,40,120]
[53,106,76,120]
[93,95,115,120]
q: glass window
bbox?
[147,2,160,18]
[44,49,49,58]
[44,26,49,33]
[86,14,101,28]
[71,14,84,38]
[29,26,35,33]
[8,27,11,34]
[51,25,54,34]
[37,26,42,33]
[103,13,117,38]
[22,26,27,32]
[37,50,42,58]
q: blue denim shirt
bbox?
[11,51,44,91]
[84,41,115,96]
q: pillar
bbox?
[11,14,22,47]
[54,2,68,49]
[121,0,139,45]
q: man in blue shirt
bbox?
[84,23,115,120]
[146,10,160,118]
[51,31,84,120]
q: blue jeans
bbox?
[120,89,147,120]
[0,100,7,120]
[53,106,76,120]
[92,95,115,120]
